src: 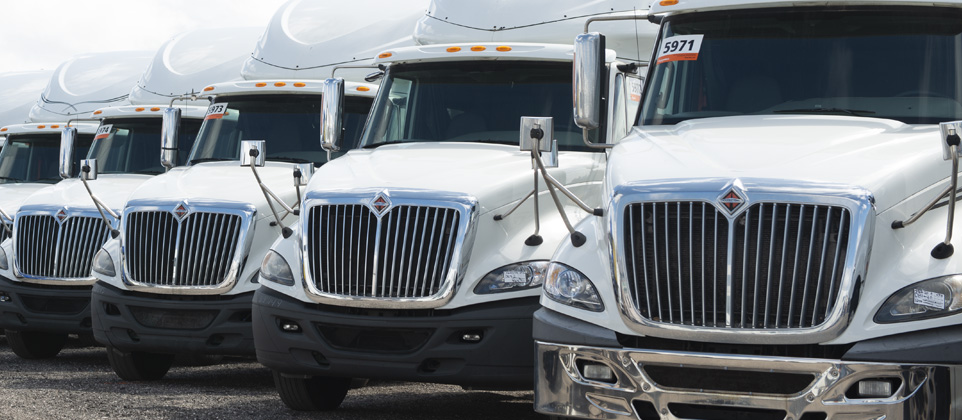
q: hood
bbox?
[18,175,153,215]
[0,183,51,220]
[125,161,299,218]
[310,142,601,214]
[610,115,944,212]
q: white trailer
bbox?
[535,1,962,419]
[0,70,52,150]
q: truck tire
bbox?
[6,330,67,359]
[272,371,351,411]
[106,346,175,381]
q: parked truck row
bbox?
[2,0,962,419]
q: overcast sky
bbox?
[0,0,289,73]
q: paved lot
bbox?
[0,335,542,420]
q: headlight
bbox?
[0,246,8,271]
[92,248,115,277]
[474,261,549,294]
[875,275,962,323]
[543,262,603,312]
[261,250,295,286]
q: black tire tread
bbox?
[106,346,174,381]
[273,371,350,411]
[7,330,67,359]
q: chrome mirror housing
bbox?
[940,121,962,160]
[241,140,266,167]
[161,107,181,169]
[81,158,98,181]
[294,163,314,187]
[573,32,606,131]
[321,78,345,153]
[59,127,78,179]
[521,116,558,168]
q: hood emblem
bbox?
[369,192,392,217]
[173,203,189,219]
[718,188,746,214]
[56,208,68,223]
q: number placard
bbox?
[656,35,704,65]
[94,124,113,140]
[628,78,643,102]
[205,103,229,120]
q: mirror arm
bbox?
[247,152,296,238]
[79,169,120,238]
[582,128,613,149]
[0,207,12,237]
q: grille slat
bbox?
[15,215,110,279]
[307,204,461,300]
[124,210,242,287]
[623,201,850,330]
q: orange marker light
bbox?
[274,82,286,87]
[255,82,267,87]
[294,82,306,87]
[51,125,60,129]
[659,0,679,5]
[150,107,161,112]
[135,107,146,112]
[357,86,370,92]
[471,46,486,52]
[93,110,103,115]
[446,47,462,53]
[0,128,6,132]
[203,86,214,92]
[37,125,46,129]
[378,52,393,59]
[496,46,512,52]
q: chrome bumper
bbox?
[535,341,955,420]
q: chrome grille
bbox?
[623,202,850,329]
[307,204,461,298]
[15,215,111,279]
[124,211,243,287]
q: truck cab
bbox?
[535,1,962,419]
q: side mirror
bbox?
[321,78,345,153]
[81,158,98,181]
[941,121,962,160]
[573,32,606,131]
[241,140,266,167]
[294,163,314,187]
[520,116,558,168]
[59,127,78,179]
[161,107,181,169]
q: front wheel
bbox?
[106,346,175,381]
[6,330,67,359]
[273,371,351,411]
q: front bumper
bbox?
[91,282,254,355]
[0,276,92,334]
[253,286,538,388]
[534,310,955,420]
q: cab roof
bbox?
[91,105,208,120]
[373,42,616,65]
[650,0,962,16]
[199,79,378,98]
[0,122,99,136]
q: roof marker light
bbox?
[471,46,486,52]
[93,110,103,115]
[659,0,679,5]
[135,107,145,112]
[51,125,60,129]
[294,82,306,87]
[203,86,214,92]
[447,47,462,53]
[378,52,393,59]
[0,128,6,132]
[357,86,370,92]
[150,107,160,112]
[255,82,267,87]
[274,82,286,87]
[37,125,46,129]
[496,46,512,52]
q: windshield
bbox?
[0,133,93,184]
[641,7,962,125]
[188,94,372,165]
[88,118,202,175]
[361,61,601,151]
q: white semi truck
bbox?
[535,1,962,419]
[0,28,259,359]
[88,1,399,381]
[0,70,53,151]
[251,0,658,411]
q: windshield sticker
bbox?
[628,78,643,102]
[657,35,704,65]
[94,124,113,140]
[914,288,945,309]
[205,103,229,120]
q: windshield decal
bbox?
[656,34,704,65]
[628,78,643,102]
[205,103,229,120]
[94,124,112,140]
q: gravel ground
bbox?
[0,335,543,420]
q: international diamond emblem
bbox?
[56,208,68,223]
[369,192,392,216]
[718,188,746,214]
[174,203,189,219]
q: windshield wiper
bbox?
[266,156,311,163]
[189,157,233,165]
[773,107,876,116]
[363,140,408,149]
